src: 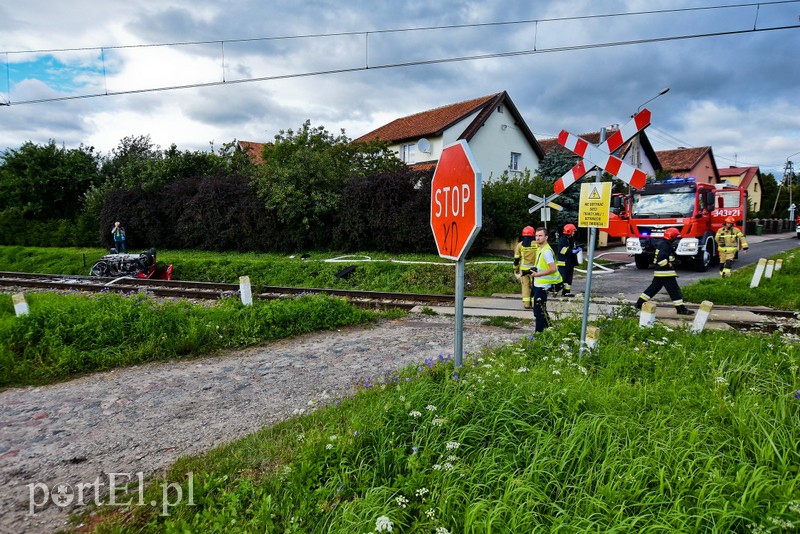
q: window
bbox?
[401,143,415,164]
[497,104,504,113]
[509,152,521,172]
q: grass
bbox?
[0,291,383,388]
[682,250,800,310]
[0,245,518,297]
[76,316,800,533]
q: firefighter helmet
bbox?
[664,227,681,241]
[724,216,735,224]
[562,223,577,236]
[522,226,535,236]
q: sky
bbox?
[1,0,799,181]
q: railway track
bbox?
[0,271,456,310]
[1,271,798,322]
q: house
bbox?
[538,127,662,180]
[655,146,719,184]
[237,140,266,165]
[354,92,545,181]
[718,166,764,213]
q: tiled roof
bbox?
[354,93,501,143]
[655,147,711,172]
[539,132,603,156]
[719,166,760,190]
[237,141,266,165]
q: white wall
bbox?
[386,105,541,182]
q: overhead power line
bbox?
[2,24,798,107]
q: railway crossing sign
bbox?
[430,140,482,261]
[554,109,651,194]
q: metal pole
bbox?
[454,257,465,368]
[579,127,607,358]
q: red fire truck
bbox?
[604,178,748,271]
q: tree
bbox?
[252,120,403,249]
[0,140,100,220]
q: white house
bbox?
[355,92,544,181]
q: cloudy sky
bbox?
[1,0,799,179]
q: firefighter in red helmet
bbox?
[715,216,748,277]
[556,223,580,297]
[634,227,694,315]
[513,226,539,309]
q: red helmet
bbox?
[724,216,735,224]
[664,227,681,241]
[522,226,535,237]
[562,223,577,236]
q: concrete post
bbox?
[691,301,714,333]
[765,260,775,279]
[639,301,657,327]
[750,258,767,288]
[585,326,600,349]
[239,275,253,306]
[12,292,29,316]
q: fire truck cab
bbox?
[611,178,747,271]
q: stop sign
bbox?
[430,140,482,260]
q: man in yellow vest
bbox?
[715,216,748,277]
[531,227,563,332]
[513,226,539,309]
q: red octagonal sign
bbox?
[430,140,482,260]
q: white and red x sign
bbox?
[553,109,651,194]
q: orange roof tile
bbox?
[238,140,266,165]
[655,147,711,173]
[355,94,501,143]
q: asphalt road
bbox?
[581,233,800,302]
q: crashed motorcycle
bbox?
[90,248,173,280]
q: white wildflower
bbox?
[375,515,394,532]
[426,404,437,411]
[446,441,460,450]
[416,487,429,497]
[516,367,529,373]
[409,410,422,418]
[395,495,408,508]
[431,417,446,426]
[425,508,436,518]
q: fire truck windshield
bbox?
[632,192,695,218]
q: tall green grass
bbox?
[0,291,378,387]
[83,317,800,533]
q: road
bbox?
[582,233,800,302]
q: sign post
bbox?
[431,140,482,368]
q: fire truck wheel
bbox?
[694,235,715,272]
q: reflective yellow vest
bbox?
[534,243,564,287]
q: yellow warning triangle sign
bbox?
[588,186,601,200]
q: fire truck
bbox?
[604,178,748,271]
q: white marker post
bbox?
[765,260,775,279]
[691,301,714,333]
[239,276,253,306]
[775,259,783,271]
[585,326,600,350]
[750,258,767,288]
[639,301,657,328]
[12,292,29,316]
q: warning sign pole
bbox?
[579,127,606,358]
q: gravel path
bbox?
[0,314,530,533]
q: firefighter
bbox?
[556,223,581,297]
[715,216,748,277]
[531,227,563,332]
[634,227,694,315]
[513,226,539,309]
